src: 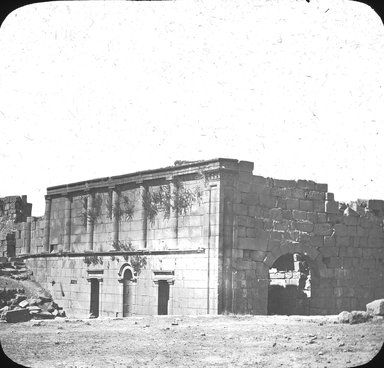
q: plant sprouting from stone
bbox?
[111,241,147,275]
[83,255,103,266]
[106,193,135,222]
[142,178,203,224]
[81,194,103,226]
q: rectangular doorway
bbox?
[90,278,100,318]
[158,280,169,315]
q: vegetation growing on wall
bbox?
[106,193,135,222]
[83,255,103,266]
[80,194,103,226]
[111,240,147,275]
[79,175,205,227]
[142,178,203,225]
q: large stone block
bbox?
[285,198,299,211]
[291,189,305,199]
[314,223,332,236]
[315,183,328,192]
[5,309,31,323]
[299,200,313,212]
[269,208,282,220]
[292,210,307,221]
[295,221,314,233]
[366,299,384,316]
[325,201,338,214]
[297,180,315,190]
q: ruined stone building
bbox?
[1,159,384,317]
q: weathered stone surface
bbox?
[38,293,52,302]
[27,305,41,312]
[325,201,338,214]
[348,311,372,324]
[366,299,384,316]
[33,311,55,320]
[337,311,351,323]
[18,300,29,308]
[27,298,42,306]
[5,308,30,323]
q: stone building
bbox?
[2,159,384,317]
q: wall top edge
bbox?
[46,158,243,196]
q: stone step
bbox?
[11,261,26,267]
[0,269,15,276]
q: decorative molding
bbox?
[86,269,104,281]
[18,248,206,259]
[153,270,175,285]
[117,262,137,283]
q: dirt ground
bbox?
[0,315,383,368]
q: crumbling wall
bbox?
[229,167,384,315]
[0,196,32,257]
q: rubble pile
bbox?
[0,287,65,323]
[0,258,66,323]
[0,259,33,281]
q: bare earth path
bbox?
[1,315,383,368]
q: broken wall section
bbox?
[230,170,384,315]
[0,196,33,257]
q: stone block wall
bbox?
[4,159,384,317]
[25,251,215,317]
[13,160,224,317]
[228,170,384,315]
[0,195,33,257]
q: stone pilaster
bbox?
[64,196,71,251]
[112,189,119,244]
[86,193,94,251]
[43,196,52,253]
[25,217,32,254]
[140,184,148,248]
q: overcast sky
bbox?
[0,0,383,216]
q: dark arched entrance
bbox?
[267,253,312,315]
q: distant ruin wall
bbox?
[0,195,32,257]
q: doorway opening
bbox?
[158,280,170,315]
[267,253,311,315]
[89,278,100,318]
[122,268,134,317]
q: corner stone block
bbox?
[315,183,328,192]
[239,160,254,173]
[325,201,338,214]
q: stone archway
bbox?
[267,252,312,315]
[117,263,136,317]
[263,243,328,315]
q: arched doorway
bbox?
[122,268,135,317]
[267,253,312,315]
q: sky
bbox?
[0,0,383,216]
